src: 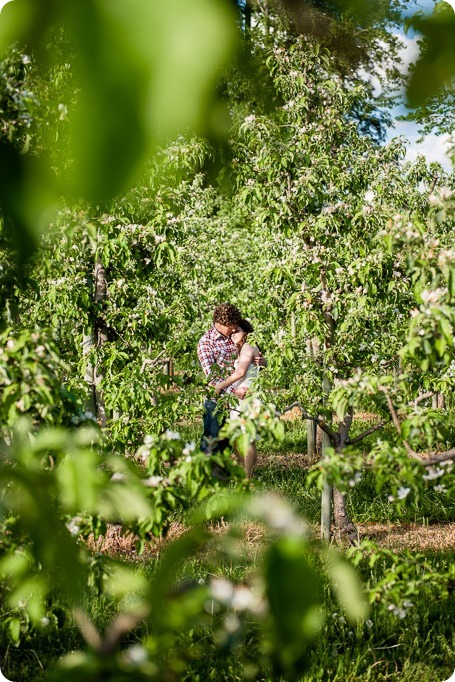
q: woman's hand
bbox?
[253,352,267,368]
[234,386,247,399]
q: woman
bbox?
[215,318,261,478]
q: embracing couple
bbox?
[197,302,265,478]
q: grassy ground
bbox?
[1,418,454,681]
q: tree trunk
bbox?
[321,425,332,542]
[332,488,358,544]
[82,273,97,416]
[244,0,252,31]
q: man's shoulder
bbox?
[198,327,215,348]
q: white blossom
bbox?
[210,578,235,604]
[433,484,447,494]
[66,517,82,536]
[397,487,411,500]
[110,472,127,483]
[423,467,444,481]
[420,288,447,305]
[143,476,164,488]
[124,644,148,665]
[182,442,196,456]
[164,429,180,440]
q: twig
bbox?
[348,421,388,445]
[379,387,454,467]
[140,350,167,373]
[378,389,402,436]
[73,608,102,651]
[73,607,148,657]
[414,391,435,406]
[281,402,339,445]
[30,650,44,670]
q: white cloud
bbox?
[388,120,453,169]
[395,32,421,73]
[405,132,453,166]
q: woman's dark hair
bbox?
[238,318,254,333]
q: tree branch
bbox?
[140,350,167,373]
[378,389,401,434]
[414,391,435,406]
[379,387,454,467]
[419,449,455,467]
[348,420,388,445]
[282,402,339,445]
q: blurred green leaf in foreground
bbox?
[0,0,238,258]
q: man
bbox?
[197,302,243,454]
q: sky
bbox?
[385,0,454,170]
[0,0,454,170]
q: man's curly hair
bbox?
[213,303,242,327]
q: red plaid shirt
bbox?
[197,326,237,394]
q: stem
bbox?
[282,402,339,444]
[348,421,388,445]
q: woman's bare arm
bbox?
[215,345,255,394]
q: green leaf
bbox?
[326,550,369,623]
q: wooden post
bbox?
[320,271,334,542]
[432,392,445,410]
[306,338,317,459]
[307,420,317,460]
[82,330,97,416]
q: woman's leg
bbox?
[244,442,257,479]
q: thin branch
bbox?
[73,607,148,657]
[281,402,339,445]
[140,350,167,373]
[414,391,435,406]
[100,610,148,656]
[379,387,454,466]
[348,421,388,445]
[378,388,402,435]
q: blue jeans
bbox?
[201,399,230,454]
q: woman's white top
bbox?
[230,344,260,420]
[231,344,260,390]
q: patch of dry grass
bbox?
[86,517,455,561]
[357,521,455,551]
